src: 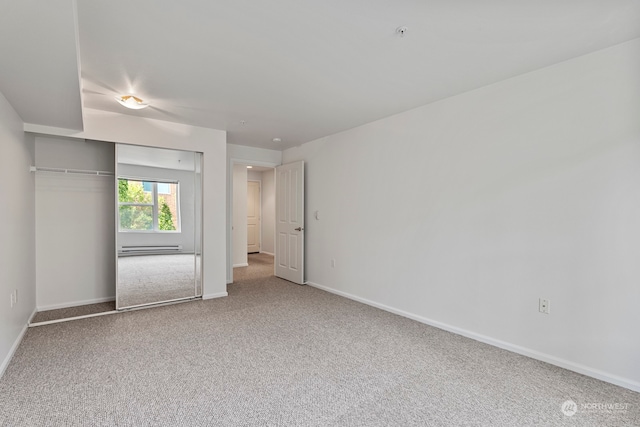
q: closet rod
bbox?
[29,166,114,176]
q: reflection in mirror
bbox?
[116,144,203,309]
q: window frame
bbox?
[117,177,181,233]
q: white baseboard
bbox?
[202,292,228,300]
[233,263,248,268]
[37,296,115,312]
[259,251,274,256]
[30,309,118,327]
[1,307,37,379]
[306,281,640,393]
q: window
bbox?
[118,178,180,232]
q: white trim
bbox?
[259,251,275,256]
[37,296,115,312]
[306,281,640,393]
[119,297,198,312]
[202,292,228,300]
[115,144,120,309]
[117,296,197,311]
[233,263,249,268]
[0,308,37,378]
[30,310,118,327]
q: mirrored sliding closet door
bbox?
[115,144,203,309]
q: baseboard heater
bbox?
[118,245,183,256]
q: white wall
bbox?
[228,144,282,165]
[26,108,228,299]
[0,91,36,376]
[283,39,640,391]
[247,170,262,181]
[232,164,248,267]
[117,164,197,253]
[35,136,115,309]
[261,169,275,254]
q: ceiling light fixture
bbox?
[115,95,150,110]
[246,166,253,169]
[396,26,408,37]
[272,137,282,143]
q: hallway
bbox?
[232,253,275,283]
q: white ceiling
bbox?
[1,1,639,150]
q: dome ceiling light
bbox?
[115,95,150,110]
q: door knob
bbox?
[295,227,304,231]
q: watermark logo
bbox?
[561,400,630,416]
[561,400,578,417]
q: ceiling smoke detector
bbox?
[396,26,408,37]
[115,95,150,110]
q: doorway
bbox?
[231,162,276,281]
[247,180,261,254]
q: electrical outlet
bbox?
[539,298,550,314]
[331,259,336,268]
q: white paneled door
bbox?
[275,161,304,284]
[247,180,260,253]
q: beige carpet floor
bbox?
[233,252,275,281]
[1,254,638,426]
[117,254,201,308]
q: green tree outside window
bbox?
[158,198,176,231]
[118,179,178,231]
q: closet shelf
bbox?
[29,166,114,176]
